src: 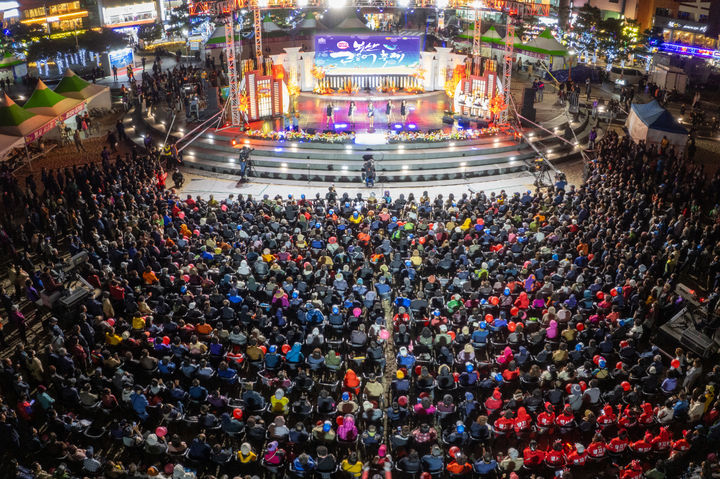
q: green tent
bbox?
[0,93,54,137]
[23,79,81,116]
[54,69,109,104]
[519,28,568,57]
[54,70,91,95]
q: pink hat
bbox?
[155,426,168,437]
[378,444,387,457]
[352,307,362,318]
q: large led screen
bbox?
[314,35,422,75]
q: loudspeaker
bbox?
[522,88,536,108]
[442,115,455,124]
[458,116,471,129]
[521,87,536,123]
[305,128,316,134]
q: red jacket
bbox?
[597,406,617,427]
[523,448,545,467]
[607,436,629,453]
[537,411,555,427]
[556,411,575,427]
[619,463,643,479]
[545,449,565,467]
[630,437,652,453]
[587,441,606,458]
[651,428,672,451]
[672,438,691,452]
[494,416,514,433]
[514,408,532,433]
[567,450,587,466]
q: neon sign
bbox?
[660,43,720,59]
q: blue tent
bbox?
[626,100,688,148]
[630,100,687,134]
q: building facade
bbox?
[571,0,640,21]
[19,0,90,35]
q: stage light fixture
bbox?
[460,162,466,166]
[330,0,346,8]
[393,123,403,129]
[408,124,417,129]
[258,0,269,7]
[297,0,308,6]
[398,0,410,7]
[436,0,448,9]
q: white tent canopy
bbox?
[626,100,688,149]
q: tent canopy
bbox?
[335,16,368,31]
[23,79,81,116]
[481,26,505,45]
[631,100,687,134]
[521,28,568,56]
[54,69,109,103]
[0,94,54,137]
[626,100,688,149]
[54,69,91,95]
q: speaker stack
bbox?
[520,88,536,123]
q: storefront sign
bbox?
[666,21,707,33]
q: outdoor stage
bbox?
[253,91,453,135]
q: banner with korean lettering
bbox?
[314,35,421,75]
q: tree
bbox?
[138,22,164,43]
[76,29,129,54]
[2,23,45,56]
[165,5,192,38]
[515,15,539,41]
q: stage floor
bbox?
[249,91,453,134]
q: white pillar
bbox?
[433,47,453,91]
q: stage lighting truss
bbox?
[189,0,549,17]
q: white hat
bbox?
[575,443,584,454]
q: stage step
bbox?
[181,154,529,183]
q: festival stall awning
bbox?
[481,26,505,46]
[519,28,568,56]
[0,93,55,139]
[23,79,83,117]
[334,16,369,31]
[54,69,111,109]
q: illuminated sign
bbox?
[666,21,707,33]
[660,42,719,59]
[20,10,88,24]
[314,35,421,75]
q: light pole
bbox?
[568,49,576,82]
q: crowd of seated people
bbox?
[0,127,720,479]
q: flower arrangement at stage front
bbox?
[244,127,498,144]
[387,127,499,143]
[245,130,355,144]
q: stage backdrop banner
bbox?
[314,35,421,75]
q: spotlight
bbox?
[436,0,448,9]
[297,0,308,6]
[398,0,410,7]
[330,0,345,8]
[408,124,417,129]
[393,123,403,129]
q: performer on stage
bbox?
[385,100,394,127]
[367,101,375,130]
[326,101,334,128]
[348,101,356,128]
[400,100,408,124]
